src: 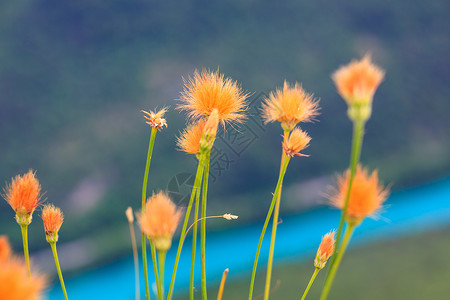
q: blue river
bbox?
[47,176,450,299]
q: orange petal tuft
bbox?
[177,119,206,155]
[282,128,311,157]
[314,231,335,269]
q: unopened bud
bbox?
[223,213,238,220]
[125,207,134,223]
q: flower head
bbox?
[262,81,319,131]
[282,128,311,157]
[41,204,64,243]
[142,107,168,130]
[331,165,389,225]
[125,207,134,223]
[178,69,248,124]
[314,231,335,269]
[2,170,44,225]
[177,119,206,155]
[0,236,46,300]
[332,55,384,122]
[140,192,182,252]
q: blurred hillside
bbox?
[1,0,449,266]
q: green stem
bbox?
[328,120,364,271]
[263,155,290,300]
[201,150,211,300]
[300,268,320,300]
[248,153,287,300]
[128,221,140,300]
[50,242,69,300]
[151,241,161,298]
[142,127,158,300]
[20,224,31,277]
[190,164,203,300]
[320,224,355,300]
[157,251,166,300]
[167,156,205,300]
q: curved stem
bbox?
[157,251,166,300]
[320,224,355,300]
[167,157,205,300]
[190,170,202,300]
[50,242,69,300]
[142,127,158,300]
[217,269,229,300]
[248,153,287,300]
[300,268,320,300]
[328,120,364,277]
[20,224,31,277]
[201,150,211,300]
[263,155,290,300]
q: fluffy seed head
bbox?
[331,165,389,224]
[140,192,182,251]
[332,55,384,105]
[42,204,64,243]
[142,107,168,130]
[2,170,43,225]
[178,69,248,124]
[314,231,335,269]
[177,119,206,155]
[262,81,319,131]
[282,128,311,157]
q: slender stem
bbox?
[327,120,364,273]
[157,251,166,300]
[217,269,229,300]
[190,169,202,300]
[128,221,140,300]
[151,241,161,298]
[248,153,287,300]
[300,268,320,300]
[320,224,355,300]
[142,127,158,300]
[50,242,69,300]
[263,155,291,300]
[201,150,211,300]
[20,224,31,277]
[167,157,205,300]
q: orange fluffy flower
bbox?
[42,204,64,243]
[314,231,335,269]
[282,128,311,157]
[140,192,182,251]
[178,69,248,124]
[142,107,168,130]
[332,55,384,106]
[2,170,44,225]
[262,81,319,131]
[331,165,389,224]
[0,237,46,300]
[177,119,206,155]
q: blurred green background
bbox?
[1,0,449,298]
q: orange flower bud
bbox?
[282,128,311,157]
[314,231,335,269]
[42,204,64,243]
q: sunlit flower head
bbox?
[140,192,182,252]
[282,128,311,157]
[0,237,46,300]
[141,107,168,130]
[262,81,319,131]
[41,204,64,243]
[2,170,44,225]
[177,119,206,155]
[178,69,249,124]
[331,165,389,225]
[314,231,335,269]
[332,55,384,106]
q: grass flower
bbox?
[140,192,182,252]
[331,165,389,225]
[178,69,248,124]
[0,236,46,300]
[262,81,319,131]
[142,107,168,130]
[177,119,206,155]
[42,204,64,244]
[282,128,311,157]
[2,170,43,225]
[314,231,335,269]
[332,55,384,122]
[200,108,220,152]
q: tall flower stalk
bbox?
[141,108,167,300]
[126,207,140,300]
